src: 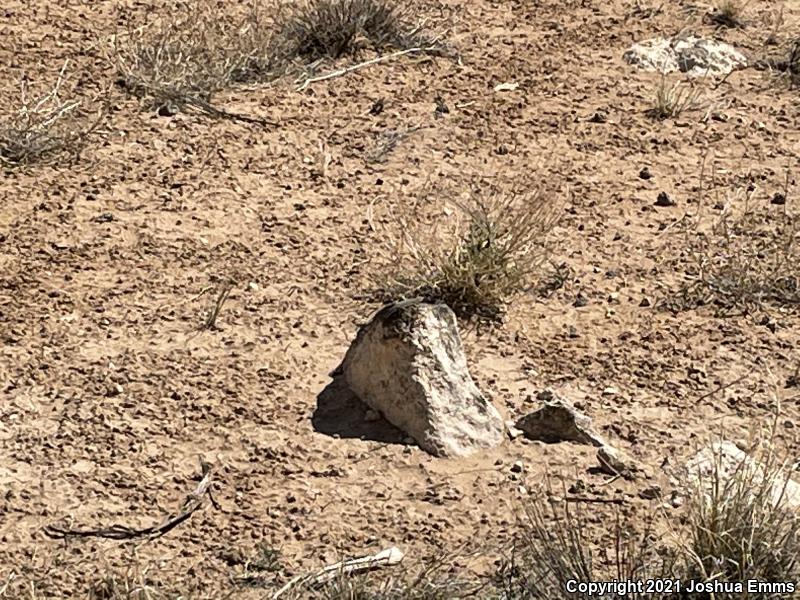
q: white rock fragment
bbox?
[623,35,747,76]
[337,301,505,457]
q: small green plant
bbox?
[648,74,700,120]
[378,188,559,320]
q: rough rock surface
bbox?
[623,35,747,76]
[515,393,606,446]
[337,301,505,457]
[680,442,800,511]
[597,445,639,478]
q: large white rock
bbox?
[624,35,747,76]
[681,442,800,511]
[337,301,505,457]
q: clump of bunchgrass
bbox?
[377,187,559,320]
[496,487,676,599]
[647,74,700,120]
[275,0,435,61]
[677,437,800,595]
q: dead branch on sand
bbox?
[272,546,405,598]
[296,46,439,90]
[42,459,218,542]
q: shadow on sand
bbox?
[312,376,408,445]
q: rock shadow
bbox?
[312,376,407,444]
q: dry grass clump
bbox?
[497,492,676,599]
[275,0,434,60]
[677,441,800,596]
[676,196,799,315]
[111,2,282,117]
[377,188,559,320]
[709,0,751,28]
[648,74,700,120]
[0,65,102,167]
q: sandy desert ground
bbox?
[1,0,799,597]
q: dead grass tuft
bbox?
[276,0,434,61]
[376,187,560,320]
[647,74,700,120]
[497,489,676,599]
[709,0,750,28]
[0,64,102,168]
[110,2,282,118]
[678,440,800,592]
[676,189,799,315]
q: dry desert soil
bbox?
[1,0,799,598]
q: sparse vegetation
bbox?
[710,0,750,28]
[276,0,434,60]
[377,188,560,320]
[677,440,800,596]
[648,74,700,120]
[0,64,102,167]
[366,125,424,163]
[676,193,799,315]
[497,491,676,599]
[111,2,281,118]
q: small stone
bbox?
[602,386,619,397]
[248,282,259,291]
[505,420,524,440]
[573,294,588,308]
[588,111,607,123]
[510,461,524,473]
[639,297,651,307]
[655,191,675,207]
[771,193,787,205]
[516,393,606,447]
[91,213,114,223]
[597,445,638,477]
[157,103,179,117]
[639,167,652,180]
[639,485,662,500]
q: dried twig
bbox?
[296,46,438,90]
[564,496,625,505]
[202,281,234,330]
[272,546,405,599]
[43,460,216,541]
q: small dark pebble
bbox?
[771,193,787,205]
[655,191,675,207]
[91,213,114,223]
[639,167,652,180]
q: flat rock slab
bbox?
[623,35,747,76]
[337,301,505,458]
[515,394,606,447]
